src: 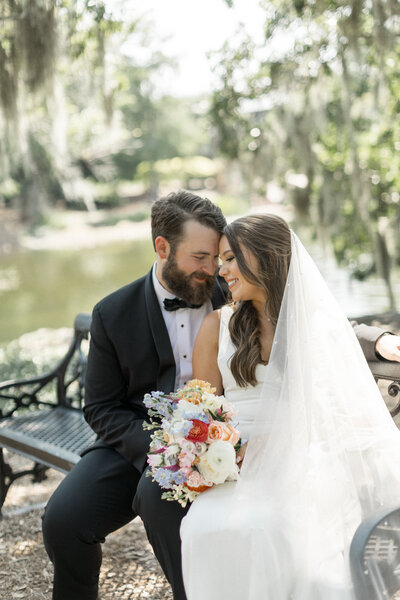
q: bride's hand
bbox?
[236,441,248,469]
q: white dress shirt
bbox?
[152,264,213,391]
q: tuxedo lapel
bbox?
[144,271,176,393]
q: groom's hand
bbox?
[376,334,400,362]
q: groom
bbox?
[42,189,400,600]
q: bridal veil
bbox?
[184,231,400,599]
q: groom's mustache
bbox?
[189,271,215,283]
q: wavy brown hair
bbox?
[224,214,291,387]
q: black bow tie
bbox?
[163,297,202,311]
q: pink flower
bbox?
[222,402,237,420]
[180,439,197,454]
[180,466,194,477]
[207,421,240,446]
[185,470,213,492]
[178,451,196,468]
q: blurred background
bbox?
[0,0,399,371]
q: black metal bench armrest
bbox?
[368,360,400,417]
[74,312,92,335]
[0,313,92,418]
[350,504,400,600]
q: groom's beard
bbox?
[162,255,215,306]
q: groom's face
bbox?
[162,220,220,305]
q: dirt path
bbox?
[1,452,172,600]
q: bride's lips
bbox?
[226,278,238,290]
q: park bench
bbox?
[0,314,400,597]
[0,312,95,514]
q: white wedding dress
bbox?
[181,234,400,600]
[181,305,294,600]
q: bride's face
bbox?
[219,235,266,304]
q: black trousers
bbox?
[42,447,189,600]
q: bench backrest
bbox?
[0,313,92,419]
[56,313,92,409]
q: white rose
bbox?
[197,440,238,485]
[174,400,204,419]
[202,392,223,412]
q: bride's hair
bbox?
[224,214,291,387]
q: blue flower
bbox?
[181,410,209,423]
[154,468,174,489]
[143,394,154,408]
[172,470,187,485]
[156,401,174,418]
[144,393,175,418]
[164,419,193,437]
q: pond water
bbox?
[0,239,155,344]
[0,236,399,345]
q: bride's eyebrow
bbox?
[220,249,233,256]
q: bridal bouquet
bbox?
[143,379,241,507]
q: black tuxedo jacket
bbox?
[84,269,227,473]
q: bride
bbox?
[180,214,400,599]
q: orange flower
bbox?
[177,379,217,404]
[207,421,240,446]
[185,482,213,492]
[186,379,216,394]
[179,390,202,405]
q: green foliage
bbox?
[0,179,20,204]
[0,329,71,382]
[91,210,150,228]
[136,156,219,184]
[213,194,250,216]
[209,0,400,300]
[0,2,214,218]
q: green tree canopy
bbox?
[210,0,400,307]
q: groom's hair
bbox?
[151,190,226,251]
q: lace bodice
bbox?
[217,305,267,440]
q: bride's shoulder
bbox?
[200,304,234,337]
[195,309,221,351]
[202,308,221,330]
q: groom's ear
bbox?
[155,235,171,259]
